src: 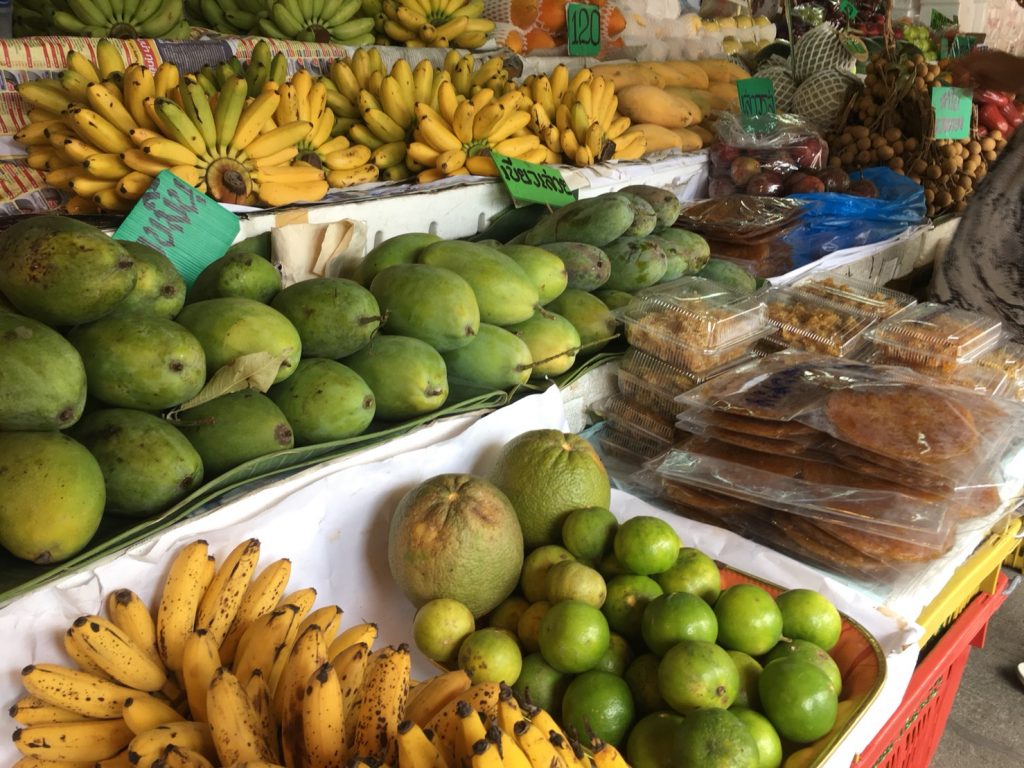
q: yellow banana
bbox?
[438,148,466,174]
[70,173,118,198]
[455,700,489,768]
[13,719,134,763]
[473,102,505,141]
[363,107,407,144]
[549,732,590,768]
[196,538,262,649]
[452,30,488,49]
[154,63,180,98]
[58,135,102,163]
[66,50,101,84]
[233,604,303,687]
[243,671,280,761]
[606,115,630,141]
[307,81,327,125]
[465,154,498,177]
[350,645,411,766]
[180,82,218,156]
[121,149,172,177]
[219,557,292,665]
[213,77,249,154]
[495,684,523,735]
[469,87,494,111]
[486,724,531,768]
[405,141,440,168]
[116,169,155,200]
[64,194,98,215]
[380,76,414,129]
[396,719,450,768]
[95,187,138,212]
[425,682,501,765]
[306,108,335,150]
[128,127,161,147]
[82,152,133,180]
[180,629,221,723]
[86,83,137,135]
[44,165,86,190]
[487,110,531,145]
[21,663,136,719]
[158,745,215,768]
[412,59,435,105]
[272,624,329,738]
[567,67,593,99]
[492,135,540,159]
[156,540,216,674]
[327,164,379,188]
[586,122,606,159]
[303,663,347,768]
[292,69,313,122]
[512,720,567,768]
[231,93,284,155]
[591,739,630,768]
[415,109,462,153]
[17,82,75,114]
[317,134,350,156]
[417,167,446,184]
[276,84,300,125]
[276,585,317,616]
[8,695,88,726]
[296,605,344,643]
[254,147,300,170]
[257,179,330,207]
[122,693,184,735]
[68,108,133,154]
[105,589,160,666]
[153,99,208,158]
[206,668,274,766]
[127,721,216,765]
[469,738,503,768]
[242,121,313,160]
[123,65,157,131]
[437,80,459,124]
[348,123,384,150]
[14,119,66,146]
[96,39,126,79]
[66,614,167,691]
[370,140,406,169]
[330,641,369,732]
[328,622,378,660]
[403,669,472,728]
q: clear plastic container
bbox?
[616,348,733,418]
[599,423,672,467]
[859,347,1012,399]
[597,395,677,445]
[865,302,1004,372]
[973,340,1024,400]
[790,271,918,320]
[763,288,877,357]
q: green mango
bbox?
[354,232,442,286]
[109,241,186,320]
[0,313,87,431]
[442,324,533,400]
[0,431,105,564]
[69,315,206,411]
[175,298,302,384]
[618,193,659,237]
[653,229,711,281]
[370,264,480,352]
[268,359,376,445]
[506,310,582,379]
[418,241,539,325]
[620,184,682,230]
[523,194,635,247]
[271,278,381,359]
[593,289,635,311]
[545,289,619,355]
[187,251,282,304]
[71,409,203,517]
[175,391,294,478]
[697,259,757,295]
[499,245,568,306]
[537,242,611,291]
[603,236,668,291]
[0,216,136,326]
[344,335,448,421]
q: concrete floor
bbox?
[931,569,1024,767]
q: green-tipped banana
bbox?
[54,0,189,38]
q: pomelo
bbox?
[387,473,524,618]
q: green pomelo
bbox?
[626,653,668,714]
[595,632,633,676]
[343,335,448,421]
[545,559,607,608]
[658,639,740,712]
[538,242,611,291]
[498,244,568,305]
[729,707,783,768]
[187,251,281,304]
[71,408,203,517]
[561,670,636,747]
[504,311,581,379]
[370,264,480,352]
[655,547,722,605]
[0,313,86,431]
[603,236,668,291]
[387,473,524,618]
[0,216,136,326]
[762,639,842,695]
[627,711,685,768]
[175,297,302,384]
[442,323,533,400]
[354,232,442,286]
[757,658,838,744]
[68,315,206,411]
[458,628,523,685]
[490,429,611,548]
[418,240,539,325]
[728,651,763,710]
[602,574,664,642]
[673,708,759,768]
[561,506,618,563]
[652,228,710,280]
[641,592,718,655]
[270,277,381,359]
[0,431,104,564]
[109,241,186,319]
[268,358,375,445]
[514,653,572,717]
[620,185,683,230]
[412,598,475,667]
[174,390,294,477]
[544,289,618,355]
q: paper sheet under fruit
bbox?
[0,387,917,768]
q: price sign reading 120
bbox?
[566,3,601,57]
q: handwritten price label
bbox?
[932,86,972,140]
[566,3,601,57]
[839,0,857,21]
[492,152,575,208]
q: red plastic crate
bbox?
[853,571,1013,768]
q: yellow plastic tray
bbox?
[915,516,1022,646]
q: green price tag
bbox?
[839,0,857,21]
[940,37,949,59]
[491,152,575,208]
[932,86,972,140]
[737,78,777,131]
[930,9,955,30]
[951,34,974,58]
[566,3,601,57]
[114,170,240,287]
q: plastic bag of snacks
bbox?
[708,113,829,198]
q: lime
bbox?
[762,639,842,695]
[613,516,681,575]
[657,639,739,713]
[412,597,476,666]
[521,545,575,602]
[673,708,759,768]
[538,600,610,674]
[561,670,636,748]
[602,574,664,641]
[775,589,842,651]
[728,650,763,710]
[594,632,633,676]
[546,560,607,608]
[715,584,783,656]
[599,550,629,579]
[758,658,838,744]
[513,652,572,717]
[517,601,551,653]
[562,506,619,563]
[625,653,669,714]
[626,711,685,768]
[654,547,722,605]
[641,591,718,655]
[488,595,530,635]
[729,707,783,768]
[457,627,523,685]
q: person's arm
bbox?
[949,50,1024,97]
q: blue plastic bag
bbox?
[781,167,927,269]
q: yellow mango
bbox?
[623,123,684,153]
[688,124,715,147]
[708,81,740,112]
[670,127,705,151]
[644,61,710,89]
[695,58,751,83]
[664,86,712,116]
[590,63,665,90]
[617,85,702,128]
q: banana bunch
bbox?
[322,46,386,137]
[193,40,288,100]
[259,0,377,44]
[378,0,494,49]
[525,65,642,167]
[442,50,511,99]
[185,0,264,35]
[408,79,547,182]
[13,0,59,36]
[52,0,190,38]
